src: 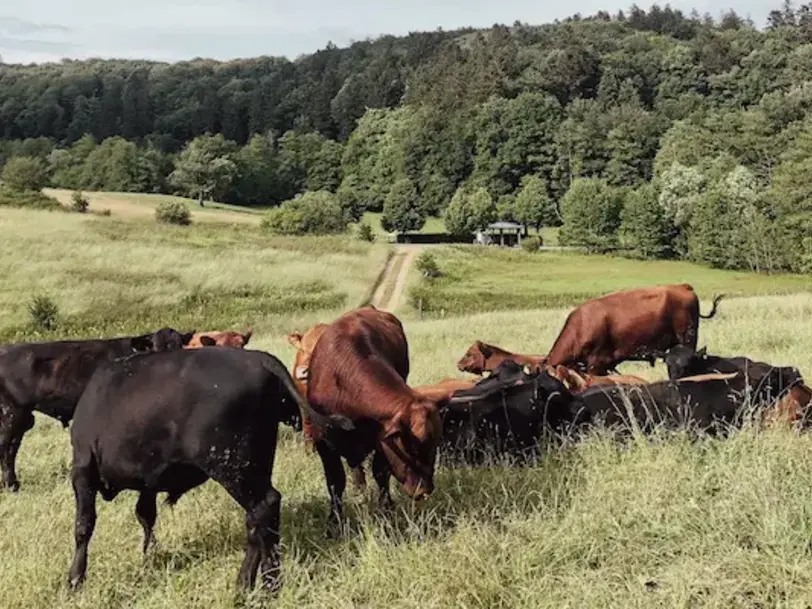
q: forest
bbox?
[1,2,812,273]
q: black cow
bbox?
[0,327,194,492]
[440,361,582,464]
[66,347,353,593]
[665,345,806,407]
[449,359,792,442]
[575,368,793,435]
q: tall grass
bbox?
[405,245,812,318]
[2,206,812,608]
[0,208,388,343]
[3,291,812,608]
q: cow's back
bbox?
[0,338,133,417]
[306,307,412,424]
[72,348,282,494]
[546,284,699,367]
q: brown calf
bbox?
[546,365,648,393]
[457,341,546,375]
[185,329,253,349]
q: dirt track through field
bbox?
[371,245,421,312]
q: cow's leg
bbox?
[135,490,158,554]
[371,448,393,510]
[241,486,282,592]
[0,405,34,492]
[212,469,282,592]
[315,440,346,537]
[67,459,99,589]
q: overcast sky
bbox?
[1,1,777,65]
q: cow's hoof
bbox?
[67,575,84,591]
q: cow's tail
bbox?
[699,293,725,319]
[261,354,354,432]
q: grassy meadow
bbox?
[0,207,388,344]
[44,189,269,224]
[2,203,812,608]
[404,245,812,318]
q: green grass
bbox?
[404,245,812,318]
[0,207,389,343]
[0,186,63,210]
[43,189,270,225]
[3,204,812,609]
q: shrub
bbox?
[1,156,47,192]
[28,294,59,331]
[155,200,192,226]
[261,190,349,235]
[0,186,61,210]
[70,190,90,213]
[415,250,441,278]
[521,235,543,253]
[357,222,375,242]
[99,208,112,216]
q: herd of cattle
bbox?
[1,282,809,595]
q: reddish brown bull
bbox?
[185,329,253,349]
[544,284,724,376]
[457,341,546,375]
[305,306,449,534]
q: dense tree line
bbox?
[2,2,812,272]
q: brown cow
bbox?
[185,329,253,349]
[305,306,450,533]
[286,323,329,404]
[771,383,812,425]
[457,341,546,375]
[546,365,648,393]
[543,284,724,376]
[288,323,475,492]
[287,322,369,491]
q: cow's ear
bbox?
[294,365,309,380]
[181,331,196,345]
[383,410,407,439]
[287,332,303,349]
[200,335,217,347]
[697,346,707,359]
[479,343,492,358]
[130,334,152,352]
[242,329,252,345]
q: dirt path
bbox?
[371,245,422,312]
